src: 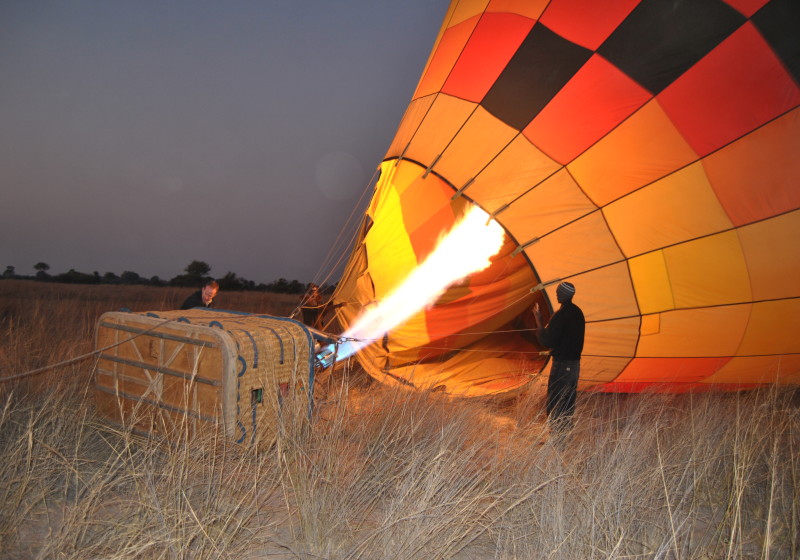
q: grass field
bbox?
[1,279,798,559]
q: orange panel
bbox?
[386,95,436,160]
[435,106,518,190]
[496,168,595,245]
[737,299,800,356]
[665,231,751,309]
[739,211,800,302]
[524,54,651,164]
[448,0,492,26]
[702,108,800,227]
[567,99,698,207]
[577,356,632,387]
[592,381,754,393]
[442,13,534,102]
[539,0,640,50]
[636,306,750,358]
[582,316,640,363]
[551,262,639,322]
[703,355,800,385]
[414,16,480,99]
[604,162,733,257]
[524,210,624,280]
[404,95,477,170]
[614,356,732,384]
[462,135,562,213]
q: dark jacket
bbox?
[180,290,212,310]
[537,300,585,361]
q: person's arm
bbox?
[533,303,549,347]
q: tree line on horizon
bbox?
[1,260,328,295]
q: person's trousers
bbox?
[547,359,580,427]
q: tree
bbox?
[218,271,243,291]
[185,260,211,278]
[3,265,15,278]
[120,271,141,284]
[34,262,50,280]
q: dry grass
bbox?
[1,280,798,559]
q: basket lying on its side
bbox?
[94,308,328,446]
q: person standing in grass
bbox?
[533,281,585,430]
[301,283,324,328]
[181,279,219,310]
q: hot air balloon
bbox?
[331,0,800,397]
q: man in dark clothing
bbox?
[181,279,219,310]
[533,281,585,430]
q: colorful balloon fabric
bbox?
[333,0,800,396]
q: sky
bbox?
[0,1,448,285]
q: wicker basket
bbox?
[94,308,326,446]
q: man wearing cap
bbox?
[533,281,585,430]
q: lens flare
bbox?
[320,205,506,366]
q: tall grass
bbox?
[1,280,798,559]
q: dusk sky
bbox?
[1,1,448,285]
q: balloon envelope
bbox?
[333,0,800,396]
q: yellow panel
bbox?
[603,162,733,256]
[365,184,417,296]
[629,250,675,314]
[703,355,800,385]
[636,306,750,358]
[461,135,563,214]
[739,210,800,301]
[435,106,519,192]
[367,161,399,219]
[524,211,624,280]
[737,299,800,356]
[404,95,477,172]
[568,99,698,207]
[496,168,595,246]
[386,95,436,160]
[665,231,751,308]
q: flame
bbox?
[327,205,506,364]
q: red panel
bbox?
[658,22,800,157]
[523,54,651,164]
[722,0,769,17]
[539,0,641,50]
[414,16,480,99]
[441,13,535,103]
